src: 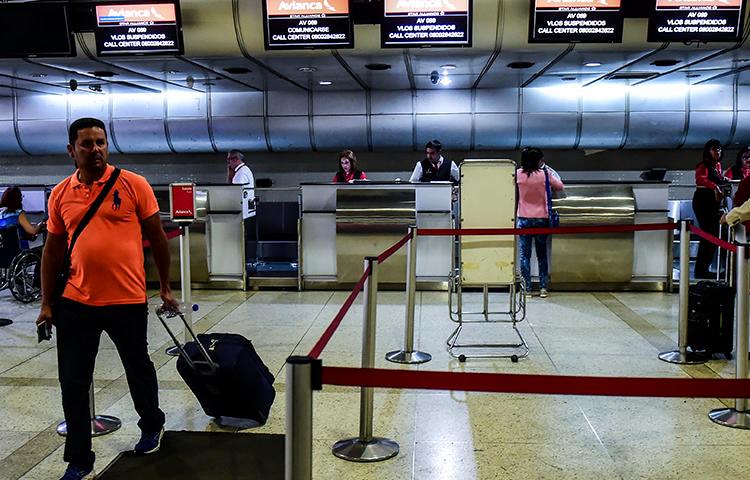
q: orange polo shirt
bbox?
[46,165,159,306]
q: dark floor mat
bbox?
[98,431,284,479]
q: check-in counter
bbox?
[549,181,672,290]
[301,182,453,288]
[145,184,245,290]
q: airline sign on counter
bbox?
[381,0,472,48]
[648,0,746,42]
[529,0,623,43]
[263,0,354,49]
[95,2,183,55]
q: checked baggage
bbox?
[687,280,735,359]
[157,308,276,425]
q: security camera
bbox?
[430,70,440,85]
[69,79,78,91]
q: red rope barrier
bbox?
[322,366,750,399]
[142,228,182,248]
[418,223,678,237]
[377,232,413,263]
[308,266,371,359]
[688,224,737,253]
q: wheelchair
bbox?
[0,225,42,303]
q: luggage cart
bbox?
[446,159,528,362]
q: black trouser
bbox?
[56,299,165,469]
[692,188,721,275]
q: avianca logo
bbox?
[268,0,349,15]
[96,4,176,23]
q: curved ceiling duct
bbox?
[0,0,749,154]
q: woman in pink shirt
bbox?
[516,147,564,298]
[333,149,367,183]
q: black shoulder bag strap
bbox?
[55,168,121,298]
[66,168,121,257]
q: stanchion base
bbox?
[56,415,122,437]
[385,350,432,365]
[332,437,399,462]
[658,350,708,365]
[0,318,13,327]
[165,346,180,357]
[709,408,750,429]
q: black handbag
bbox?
[52,168,121,302]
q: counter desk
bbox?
[300,182,453,289]
[145,184,246,290]
[548,181,672,290]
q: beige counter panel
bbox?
[459,160,517,285]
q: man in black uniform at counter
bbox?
[409,139,460,184]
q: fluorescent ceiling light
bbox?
[584,62,602,67]
[319,81,333,86]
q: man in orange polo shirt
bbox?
[36,117,179,480]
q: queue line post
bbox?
[167,224,192,356]
[709,241,750,428]
[332,257,399,462]
[285,356,316,480]
[386,226,431,365]
[659,220,707,365]
[56,383,121,437]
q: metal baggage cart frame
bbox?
[446,159,529,362]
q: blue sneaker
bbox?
[133,428,164,454]
[59,464,94,480]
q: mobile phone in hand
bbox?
[37,323,52,343]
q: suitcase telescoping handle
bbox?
[155,306,218,374]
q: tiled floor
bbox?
[0,287,748,479]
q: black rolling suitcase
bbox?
[687,281,735,359]
[157,308,276,424]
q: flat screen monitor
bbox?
[648,0,746,43]
[263,0,354,50]
[94,0,184,55]
[0,2,76,58]
[529,0,623,44]
[381,0,472,48]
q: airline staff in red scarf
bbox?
[693,139,729,278]
[333,149,367,183]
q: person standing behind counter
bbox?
[409,139,460,183]
[227,150,254,186]
[227,149,255,219]
[693,139,729,279]
[725,146,750,181]
[333,149,367,183]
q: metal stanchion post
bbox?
[167,225,192,356]
[57,383,121,436]
[659,220,707,364]
[333,257,399,462]
[286,356,314,480]
[386,227,431,364]
[709,242,750,428]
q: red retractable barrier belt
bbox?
[322,366,750,398]
[308,266,371,359]
[378,232,413,263]
[418,223,678,237]
[688,224,737,253]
